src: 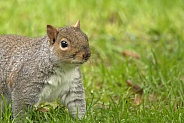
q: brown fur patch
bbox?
[7,73,15,87]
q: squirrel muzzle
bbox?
[82,51,91,61]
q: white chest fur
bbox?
[36,66,80,105]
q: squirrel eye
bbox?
[61,40,68,48]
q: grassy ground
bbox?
[1,0,184,122]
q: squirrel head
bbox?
[47,20,91,66]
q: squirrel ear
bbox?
[47,25,58,45]
[73,20,80,28]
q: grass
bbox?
[0,0,184,122]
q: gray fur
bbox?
[0,22,90,120]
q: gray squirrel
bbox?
[0,20,91,120]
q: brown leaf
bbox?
[36,107,50,112]
[126,80,143,95]
[40,107,49,112]
[135,95,142,105]
[126,80,160,106]
[122,50,140,59]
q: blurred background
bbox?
[0,0,184,122]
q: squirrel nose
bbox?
[83,51,91,61]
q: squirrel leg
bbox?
[0,83,11,116]
[11,89,29,119]
[0,95,11,116]
[60,80,86,119]
[11,85,40,119]
[0,94,5,117]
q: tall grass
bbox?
[0,0,184,122]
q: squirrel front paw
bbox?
[67,99,86,119]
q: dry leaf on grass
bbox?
[122,50,140,59]
[126,80,158,105]
[135,95,142,105]
[37,107,50,112]
[126,80,143,105]
[35,103,58,112]
[126,80,143,95]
